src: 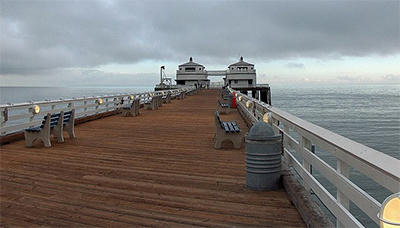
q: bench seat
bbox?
[214,110,242,149]
[217,99,231,115]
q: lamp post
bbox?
[378,193,400,228]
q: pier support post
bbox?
[260,89,271,105]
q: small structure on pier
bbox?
[175,57,208,87]
[225,57,256,88]
[175,56,270,104]
[175,56,257,89]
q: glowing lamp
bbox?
[238,96,242,101]
[149,92,153,97]
[161,91,165,96]
[129,95,134,100]
[263,113,271,123]
[96,98,103,105]
[378,193,400,228]
[246,100,252,108]
[31,105,40,114]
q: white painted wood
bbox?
[0,87,196,136]
[233,90,399,227]
[286,150,365,228]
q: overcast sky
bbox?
[1,0,399,86]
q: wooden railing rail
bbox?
[232,89,400,228]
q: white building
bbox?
[175,56,256,88]
[225,57,256,88]
[175,57,209,87]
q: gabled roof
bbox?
[229,56,254,67]
[179,57,204,67]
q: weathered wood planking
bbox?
[0,89,306,227]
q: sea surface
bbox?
[1,84,399,227]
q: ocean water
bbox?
[0,85,155,105]
[271,84,399,227]
[1,84,399,227]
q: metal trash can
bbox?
[228,92,233,108]
[245,121,282,190]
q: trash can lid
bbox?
[246,121,280,141]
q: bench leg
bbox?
[65,123,76,139]
[43,138,52,148]
[24,132,35,148]
[24,131,52,148]
[214,132,242,149]
[233,138,242,149]
[51,126,64,143]
[214,137,223,149]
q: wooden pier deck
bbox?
[0,89,306,227]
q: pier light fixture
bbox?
[378,192,400,228]
[162,91,165,96]
[149,92,153,97]
[96,98,103,105]
[129,95,134,100]
[246,100,252,108]
[263,113,272,124]
[30,105,40,114]
[238,96,242,101]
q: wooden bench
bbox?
[217,99,230,115]
[177,91,186,100]
[162,92,172,104]
[220,89,229,100]
[122,98,140,117]
[214,110,242,149]
[24,110,76,148]
[144,95,162,110]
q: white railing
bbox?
[0,87,195,136]
[232,89,400,228]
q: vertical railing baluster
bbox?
[84,101,88,117]
[283,124,290,167]
[337,158,350,228]
[300,136,312,193]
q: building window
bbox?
[248,79,253,85]
[234,80,238,84]
[199,68,202,70]
[185,67,195,72]
[180,68,182,70]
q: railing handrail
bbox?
[269,105,400,184]
[231,88,400,227]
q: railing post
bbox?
[283,124,290,167]
[83,101,88,117]
[300,136,312,192]
[271,116,280,134]
[337,158,350,228]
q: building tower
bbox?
[225,56,256,87]
[175,57,209,87]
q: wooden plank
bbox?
[0,89,306,227]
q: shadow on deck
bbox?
[0,89,306,227]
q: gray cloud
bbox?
[379,74,400,83]
[1,0,399,76]
[285,62,305,69]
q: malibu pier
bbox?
[1,58,399,228]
